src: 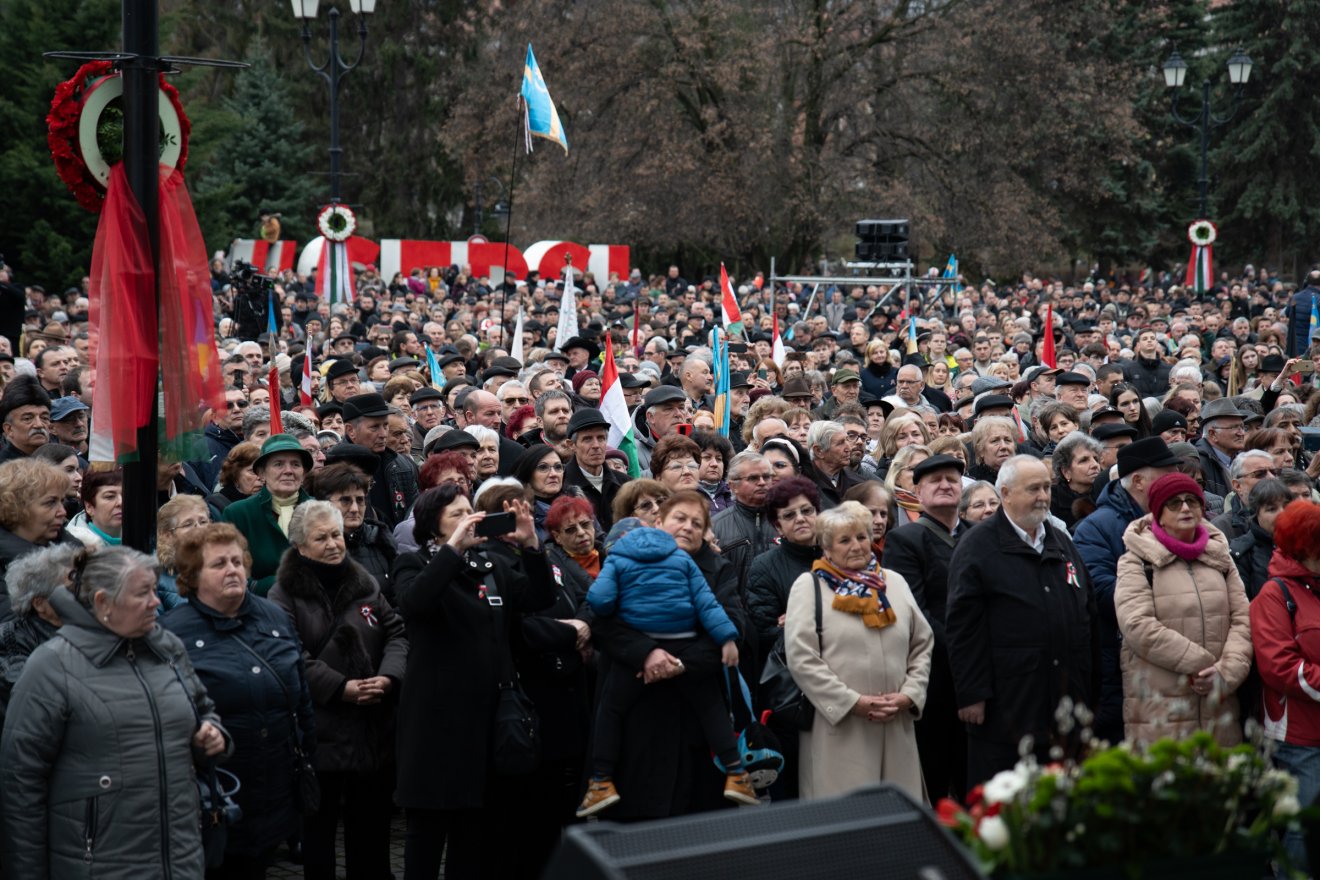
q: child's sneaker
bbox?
[576,778,622,817]
[723,771,760,806]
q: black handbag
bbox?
[172,663,242,869]
[758,572,823,732]
[478,554,542,776]
[198,764,243,869]
[232,633,321,815]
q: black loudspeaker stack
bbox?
[543,784,986,880]
[854,218,910,262]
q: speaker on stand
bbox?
[543,784,985,880]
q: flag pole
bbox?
[499,96,522,343]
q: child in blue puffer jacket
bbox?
[575,519,759,817]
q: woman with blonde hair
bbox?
[874,412,930,480]
[883,444,932,527]
[611,479,671,528]
[785,501,932,800]
[155,494,211,612]
[967,416,1018,483]
[861,340,896,400]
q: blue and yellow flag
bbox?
[520,44,567,153]
[714,331,732,438]
[943,253,960,296]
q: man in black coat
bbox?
[883,454,969,801]
[946,456,1097,787]
[342,392,419,529]
[711,451,777,593]
[562,409,626,532]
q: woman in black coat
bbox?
[268,501,408,880]
[745,477,823,665]
[589,490,750,820]
[1229,478,1292,600]
[480,488,594,877]
[161,523,317,880]
[391,483,553,880]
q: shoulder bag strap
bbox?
[811,571,824,655]
[913,516,957,549]
[230,631,309,754]
[473,551,518,687]
[1268,577,1297,628]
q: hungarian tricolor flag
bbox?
[599,335,640,478]
[720,263,743,336]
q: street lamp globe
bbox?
[1227,48,1253,86]
[290,0,320,19]
[349,0,378,14]
[1161,50,1188,89]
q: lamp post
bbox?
[473,176,509,235]
[291,0,375,302]
[1162,47,1253,219]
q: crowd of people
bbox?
[0,255,1317,878]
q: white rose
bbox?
[1274,794,1301,818]
[979,815,1010,851]
[983,768,1028,804]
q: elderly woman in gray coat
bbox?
[0,546,230,879]
[0,542,80,734]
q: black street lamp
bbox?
[1162,47,1253,220]
[473,176,509,235]
[291,0,375,206]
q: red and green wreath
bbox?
[46,60,191,213]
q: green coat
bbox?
[222,487,310,595]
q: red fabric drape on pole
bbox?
[88,165,159,462]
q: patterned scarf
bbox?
[812,555,897,629]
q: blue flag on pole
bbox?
[520,44,567,153]
[943,254,960,296]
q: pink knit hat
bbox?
[1147,472,1205,520]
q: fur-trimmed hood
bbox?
[276,548,377,610]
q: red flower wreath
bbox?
[46,60,192,213]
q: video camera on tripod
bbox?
[229,261,282,340]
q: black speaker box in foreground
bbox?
[543,784,985,880]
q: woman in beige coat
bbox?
[786,500,934,802]
[1114,473,1252,748]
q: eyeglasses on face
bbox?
[1165,495,1203,511]
[1242,468,1278,481]
[535,462,565,473]
[634,498,662,513]
[226,400,250,410]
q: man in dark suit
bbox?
[562,408,626,532]
[946,455,1097,786]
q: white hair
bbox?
[995,454,1048,493]
[464,425,498,447]
[473,477,522,507]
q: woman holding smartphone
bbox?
[391,483,552,879]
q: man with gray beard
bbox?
[945,455,1097,786]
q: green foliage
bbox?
[0,0,120,289]
[940,732,1306,878]
[1212,0,1320,278]
[188,38,320,255]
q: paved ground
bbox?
[266,812,409,879]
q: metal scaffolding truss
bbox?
[768,259,960,322]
